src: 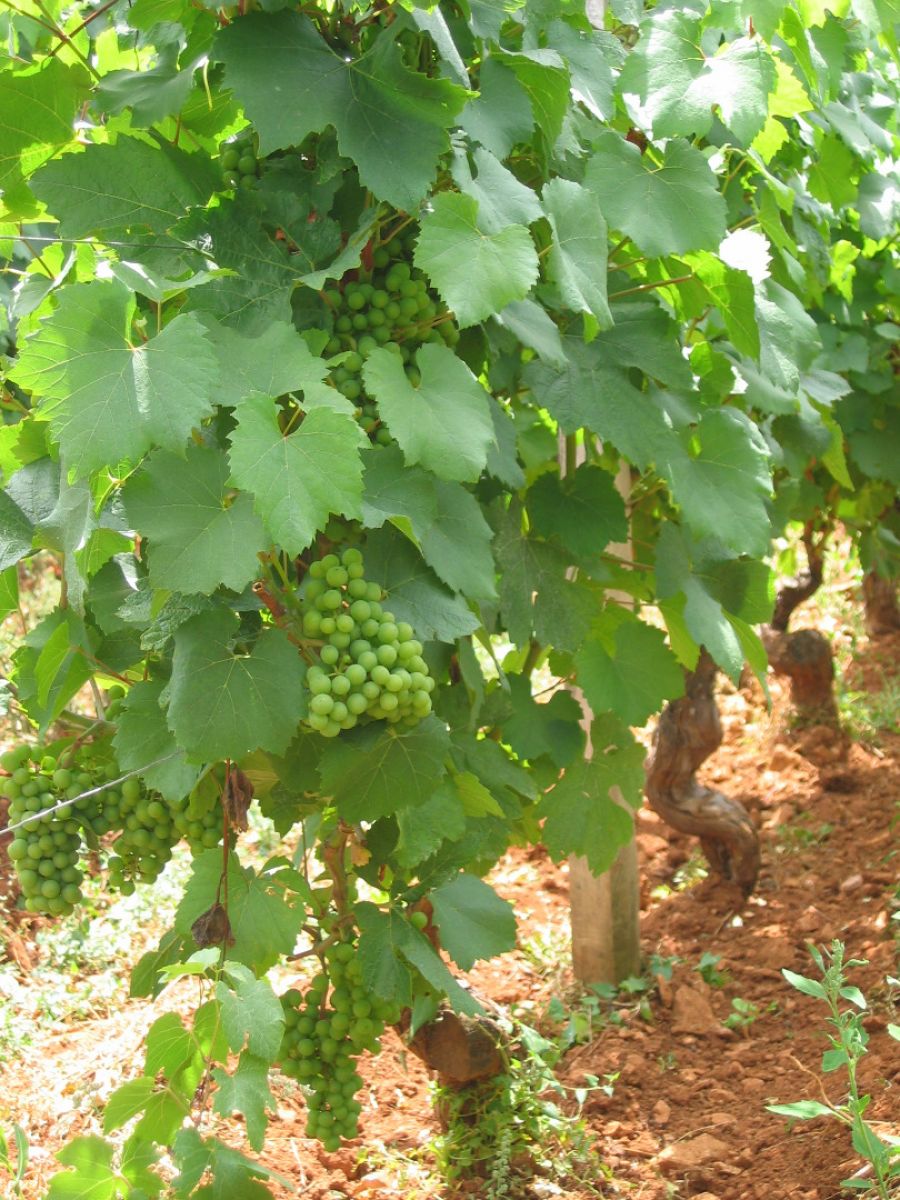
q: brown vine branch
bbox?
[644,650,760,895]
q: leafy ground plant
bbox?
[431,1019,609,1199]
[768,942,900,1197]
[0,1124,28,1199]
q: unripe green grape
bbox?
[237,154,258,176]
[376,644,398,668]
[345,663,366,687]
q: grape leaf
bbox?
[451,145,543,235]
[96,49,198,126]
[363,527,480,643]
[0,59,88,201]
[216,13,468,210]
[655,524,759,681]
[536,715,645,873]
[30,138,218,238]
[494,299,566,366]
[492,47,570,144]
[355,903,414,1006]
[11,282,218,476]
[421,482,497,601]
[130,931,196,999]
[688,251,760,358]
[114,679,201,802]
[360,445,438,533]
[228,395,364,556]
[414,192,540,327]
[586,133,727,257]
[118,1139,163,1199]
[124,445,267,595]
[201,320,337,410]
[0,488,35,570]
[494,504,573,645]
[523,335,673,453]
[502,675,585,768]
[168,611,307,761]
[217,963,284,1062]
[170,1129,274,1200]
[361,447,496,600]
[0,565,18,620]
[176,851,307,972]
[363,343,494,483]
[103,1079,156,1134]
[212,1054,276,1152]
[144,1012,198,1078]
[621,12,776,144]
[546,19,623,121]
[318,715,450,822]
[429,874,516,971]
[534,575,598,655]
[355,903,479,1015]
[47,1137,121,1200]
[577,618,685,727]
[395,781,467,868]
[14,609,94,728]
[664,409,772,558]
[527,465,627,560]
[542,177,612,327]
[178,194,299,335]
[459,56,534,159]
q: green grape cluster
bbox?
[218,129,261,191]
[300,547,435,738]
[323,233,459,442]
[171,793,224,856]
[2,745,90,915]
[104,777,181,895]
[278,938,401,1150]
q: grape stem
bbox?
[321,824,352,916]
[287,914,355,961]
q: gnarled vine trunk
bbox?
[405,1008,506,1087]
[762,627,837,720]
[644,651,760,896]
[764,528,837,720]
[862,570,900,636]
[771,526,825,633]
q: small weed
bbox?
[519,922,572,988]
[657,1051,679,1073]
[768,941,900,1198]
[775,816,834,855]
[837,670,900,748]
[545,954,679,1047]
[724,996,761,1033]
[651,846,709,899]
[695,952,732,988]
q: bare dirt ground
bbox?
[1,628,898,1200]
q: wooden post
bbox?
[562,441,641,984]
